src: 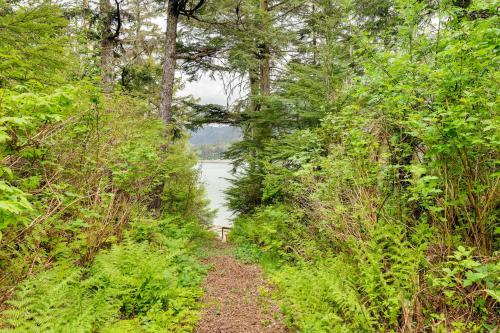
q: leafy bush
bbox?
[1,220,208,333]
[229,2,499,331]
[0,2,216,332]
[428,246,499,332]
[230,205,305,261]
[0,80,212,293]
[0,85,212,331]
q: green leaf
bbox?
[463,271,488,287]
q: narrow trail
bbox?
[195,242,287,333]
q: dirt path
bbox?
[195,243,287,333]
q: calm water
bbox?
[199,160,234,228]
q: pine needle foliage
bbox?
[0,2,70,87]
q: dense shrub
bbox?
[230,2,499,331]
[1,219,208,333]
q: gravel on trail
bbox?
[195,246,287,333]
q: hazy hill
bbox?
[189,125,241,146]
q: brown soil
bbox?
[195,242,287,333]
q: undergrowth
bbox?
[0,84,214,331]
[1,216,210,333]
[228,3,499,332]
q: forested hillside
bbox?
[190,126,241,159]
[0,0,498,332]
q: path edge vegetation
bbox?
[227,1,500,331]
[0,82,217,331]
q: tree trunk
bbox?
[133,0,142,59]
[311,3,317,65]
[259,0,270,97]
[259,52,270,96]
[159,0,179,124]
[257,0,271,139]
[249,69,260,112]
[100,0,114,93]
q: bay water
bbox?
[199,160,234,228]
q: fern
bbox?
[266,220,431,333]
[352,222,429,328]
[1,225,207,333]
[274,257,374,332]
[1,265,116,333]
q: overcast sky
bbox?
[178,71,246,107]
[178,73,227,105]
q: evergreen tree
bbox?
[0,1,71,87]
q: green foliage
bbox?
[0,20,213,329]
[1,85,77,153]
[1,220,207,333]
[0,2,71,87]
[274,258,372,333]
[429,246,499,331]
[1,0,499,331]
[233,241,264,264]
[230,205,305,261]
[0,180,32,236]
[233,217,431,332]
[0,27,211,328]
[160,137,212,222]
[351,222,430,328]
[0,78,211,285]
[229,1,499,331]
[0,84,81,240]
[0,90,211,329]
[1,265,113,332]
[0,1,218,332]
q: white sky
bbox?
[178,71,245,107]
[179,73,228,105]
